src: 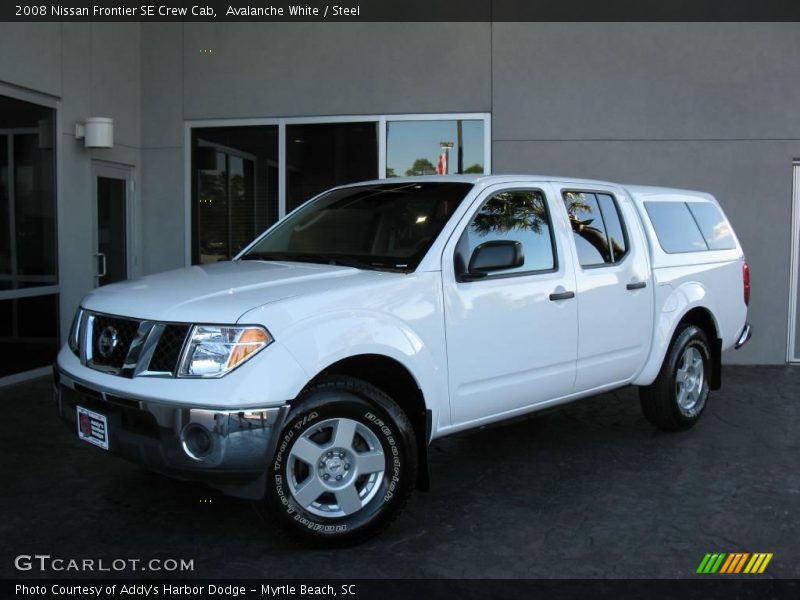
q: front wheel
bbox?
[639,324,711,432]
[266,376,417,545]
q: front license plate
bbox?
[76,406,109,450]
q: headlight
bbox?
[178,325,273,378]
[68,308,84,356]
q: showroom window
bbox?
[286,122,378,212]
[385,119,485,178]
[188,114,490,265]
[0,93,59,380]
[191,126,278,264]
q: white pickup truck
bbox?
[55,175,751,544]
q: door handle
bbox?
[626,281,647,291]
[95,253,107,278]
[549,290,575,301]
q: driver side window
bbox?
[458,189,556,277]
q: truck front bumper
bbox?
[54,366,290,499]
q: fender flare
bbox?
[633,282,720,387]
[273,310,444,491]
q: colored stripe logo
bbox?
[697,553,773,574]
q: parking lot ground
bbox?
[1,366,798,579]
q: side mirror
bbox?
[462,240,524,281]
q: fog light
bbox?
[181,424,214,460]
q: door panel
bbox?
[443,184,579,426]
[559,187,653,390]
[96,176,127,286]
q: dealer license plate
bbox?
[76,406,109,450]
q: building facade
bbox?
[1,22,798,383]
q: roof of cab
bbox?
[347,174,621,187]
[623,184,715,203]
[340,175,713,200]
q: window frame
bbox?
[561,188,631,270]
[455,187,559,282]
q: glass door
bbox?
[93,163,132,287]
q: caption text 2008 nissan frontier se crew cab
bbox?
[55,175,751,544]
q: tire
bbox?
[265,376,417,546]
[639,324,712,432]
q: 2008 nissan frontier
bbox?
[55,175,751,544]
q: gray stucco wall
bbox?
[1,21,797,364]
[492,23,800,364]
[140,23,184,275]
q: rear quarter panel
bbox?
[629,188,747,385]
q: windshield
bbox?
[239,182,472,272]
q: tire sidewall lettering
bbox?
[365,412,401,502]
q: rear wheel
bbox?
[266,376,417,545]
[640,324,711,431]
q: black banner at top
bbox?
[4,0,800,22]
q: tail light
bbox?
[742,261,750,306]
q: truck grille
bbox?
[81,311,190,378]
[89,314,141,370]
[149,324,191,374]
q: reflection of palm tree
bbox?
[563,192,623,262]
[471,192,547,236]
[563,192,592,218]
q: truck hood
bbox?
[81,260,379,323]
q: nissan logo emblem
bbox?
[97,326,119,358]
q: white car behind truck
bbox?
[55,175,751,544]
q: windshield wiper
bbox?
[238,252,291,261]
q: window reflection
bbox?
[286,122,378,212]
[191,126,277,264]
[687,202,736,250]
[463,190,555,275]
[386,120,484,178]
[645,202,709,254]
[563,192,627,266]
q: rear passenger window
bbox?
[462,190,556,276]
[687,202,736,250]
[562,191,628,267]
[644,202,708,253]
